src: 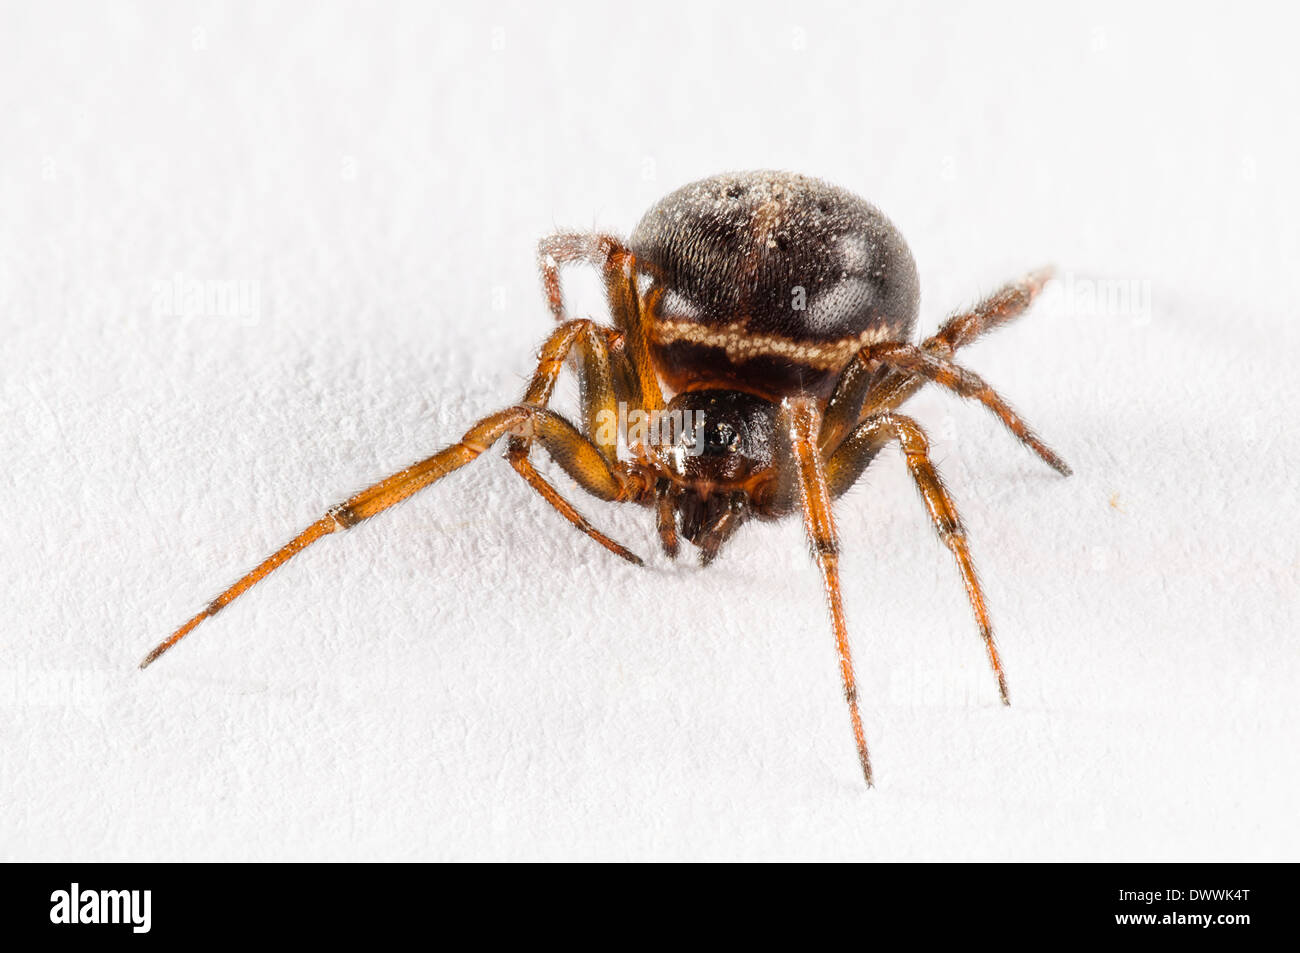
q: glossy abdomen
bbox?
[629,171,920,401]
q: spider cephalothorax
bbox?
[143,170,1071,786]
[653,388,779,561]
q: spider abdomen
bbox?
[629,170,920,401]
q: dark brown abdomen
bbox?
[629,171,920,401]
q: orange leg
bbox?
[825,412,1011,705]
[654,479,680,558]
[141,404,643,669]
[823,267,1057,449]
[876,266,1055,415]
[536,231,663,413]
[515,318,621,456]
[505,319,644,564]
[537,233,623,323]
[786,396,874,786]
[931,266,1056,353]
[821,341,1070,475]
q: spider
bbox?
[141,170,1071,786]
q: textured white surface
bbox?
[2,2,1296,861]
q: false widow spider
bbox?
[141,171,1070,786]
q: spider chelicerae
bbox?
[142,170,1070,786]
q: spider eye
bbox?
[702,420,740,456]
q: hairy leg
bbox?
[822,268,1057,450]
[142,404,645,669]
[870,267,1056,419]
[825,411,1011,704]
[500,319,646,564]
[785,395,874,786]
[536,231,663,413]
[654,480,680,558]
[820,341,1070,475]
[537,232,623,324]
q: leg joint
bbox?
[813,536,840,558]
[328,503,363,530]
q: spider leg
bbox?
[822,342,1070,475]
[536,231,663,411]
[537,232,621,323]
[512,318,621,460]
[930,266,1057,353]
[655,479,680,558]
[502,319,645,564]
[505,454,644,566]
[822,267,1056,449]
[141,404,641,668]
[785,396,873,787]
[825,411,1011,705]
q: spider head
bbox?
[655,390,774,561]
[656,389,778,495]
[651,390,780,561]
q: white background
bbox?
[3,1,1296,861]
